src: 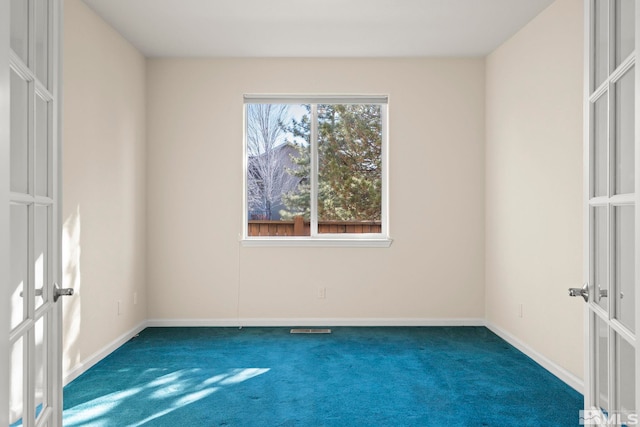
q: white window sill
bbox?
[240,237,393,248]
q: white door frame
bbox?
[52,0,64,424]
[582,0,640,424]
[636,0,640,419]
[3,0,64,425]
[1,0,12,423]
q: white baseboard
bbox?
[146,317,486,327]
[63,320,148,386]
[485,321,584,394]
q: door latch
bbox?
[597,285,607,301]
[53,283,74,302]
[568,283,589,303]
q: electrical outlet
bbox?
[133,292,137,305]
[518,304,523,318]
[318,287,326,299]
[117,300,122,315]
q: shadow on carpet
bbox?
[63,327,583,426]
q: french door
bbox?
[3,0,67,426]
[582,0,639,425]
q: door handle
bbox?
[568,283,589,302]
[597,286,607,300]
[19,288,43,298]
[53,283,74,302]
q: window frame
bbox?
[242,94,391,247]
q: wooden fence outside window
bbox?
[248,216,381,236]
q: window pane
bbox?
[35,0,50,87]
[594,206,608,313]
[615,0,635,67]
[594,0,609,90]
[34,205,48,310]
[594,315,609,414]
[11,69,29,194]
[593,94,608,197]
[10,337,24,427]
[244,99,387,240]
[10,0,28,64]
[615,205,634,332]
[615,66,634,195]
[10,204,28,330]
[246,104,310,236]
[317,104,382,234]
[35,316,48,421]
[36,95,50,196]
[617,334,635,423]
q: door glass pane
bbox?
[614,67,635,195]
[35,0,50,87]
[615,0,635,67]
[616,334,635,424]
[594,207,609,312]
[615,206,634,332]
[35,316,47,421]
[246,104,311,236]
[594,95,608,197]
[11,69,29,194]
[10,0,28,64]
[10,337,24,427]
[594,0,609,90]
[594,315,609,414]
[10,204,28,330]
[317,104,382,234]
[35,95,50,197]
[35,206,48,310]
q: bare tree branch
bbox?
[247,104,301,220]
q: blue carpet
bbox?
[63,327,582,426]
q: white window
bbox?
[243,95,391,247]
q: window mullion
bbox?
[310,104,318,236]
[381,104,388,237]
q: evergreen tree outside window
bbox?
[243,95,390,246]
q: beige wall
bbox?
[485,0,584,382]
[62,0,147,380]
[146,58,486,322]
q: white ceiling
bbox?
[82,0,556,58]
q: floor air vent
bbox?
[290,328,332,334]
